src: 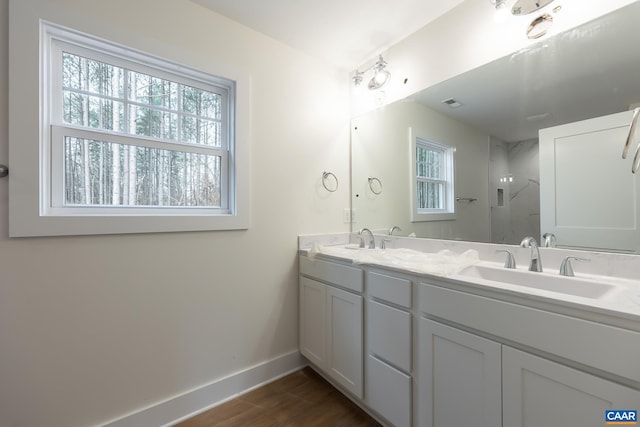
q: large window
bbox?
[50,32,232,214]
[410,131,455,221]
[8,20,249,236]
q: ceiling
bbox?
[191,0,464,70]
[190,1,640,143]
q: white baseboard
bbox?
[101,351,306,427]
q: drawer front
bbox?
[422,283,640,383]
[368,271,412,308]
[366,355,412,427]
[368,300,411,372]
[300,255,363,293]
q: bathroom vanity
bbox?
[298,236,640,427]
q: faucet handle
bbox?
[520,236,538,247]
[559,256,590,276]
[542,232,556,248]
[381,239,392,249]
[496,250,516,269]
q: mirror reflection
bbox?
[351,1,640,253]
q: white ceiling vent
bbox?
[441,98,463,108]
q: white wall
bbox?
[0,1,350,426]
[351,100,490,242]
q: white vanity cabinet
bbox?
[366,271,413,427]
[421,318,640,427]
[299,249,640,427]
[503,346,640,427]
[420,282,640,427]
[299,255,364,399]
[420,319,501,427]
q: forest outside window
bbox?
[50,34,232,215]
[7,21,248,236]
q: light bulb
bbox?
[368,69,390,90]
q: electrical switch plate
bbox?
[343,208,351,223]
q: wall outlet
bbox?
[343,208,351,223]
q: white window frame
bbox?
[409,128,456,222]
[9,18,250,236]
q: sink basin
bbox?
[458,265,616,299]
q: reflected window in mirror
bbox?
[411,130,455,222]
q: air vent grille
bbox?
[441,98,463,108]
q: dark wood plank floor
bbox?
[175,367,382,427]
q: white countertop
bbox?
[300,239,640,327]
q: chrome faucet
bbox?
[389,225,402,236]
[496,249,516,269]
[559,256,590,276]
[520,236,542,272]
[358,228,375,249]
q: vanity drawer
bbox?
[422,283,640,383]
[368,299,412,372]
[366,354,411,427]
[367,271,412,308]
[300,255,363,293]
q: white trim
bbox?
[9,15,250,236]
[100,351,306,427]
[409,127,456,222]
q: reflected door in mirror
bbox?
[539,110,639,253]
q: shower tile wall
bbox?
[490,138,540,245]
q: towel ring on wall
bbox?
[368,177,382,195]
[0,164,8,178]
[322,171,338,192]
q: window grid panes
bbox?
[416,144,448,210]
[64,137,221,207]
[57,48,229,210]
[62,52,224,148]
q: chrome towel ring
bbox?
[322,171,338,192]
[368,177,382,195]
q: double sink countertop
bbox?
[299,233,640,329]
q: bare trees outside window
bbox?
[60,52,226,208]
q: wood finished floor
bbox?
[175,367,382,427]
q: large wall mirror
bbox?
[351,1,640,253]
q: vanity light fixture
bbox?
[352,55,391,90]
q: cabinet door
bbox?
[326,285,363,399]
[419,319,502,427]
[539,110,640,252]
[503,346,640,427]
[299,277,326,369]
